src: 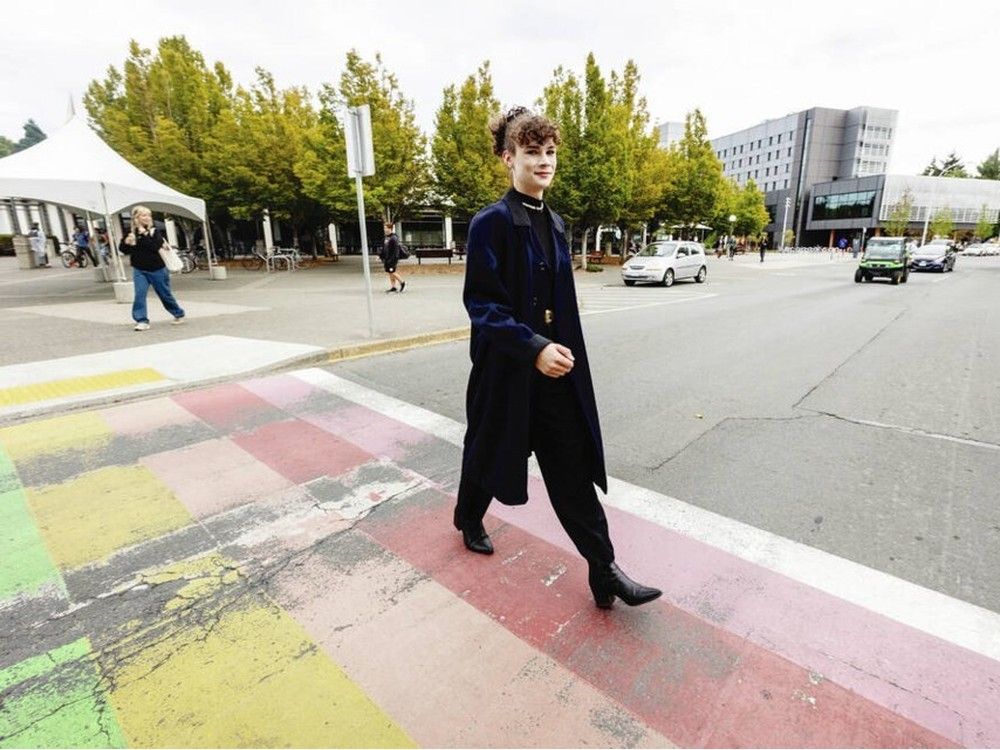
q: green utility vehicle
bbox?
[855,237,913,285]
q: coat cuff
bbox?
[527,333,552,362]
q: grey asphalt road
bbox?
[325,255,1000,614]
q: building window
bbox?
[785,164,790,173]
[769,136,773,145]
[784,179,789,188]
[789,130,795,140]
[812,190,877,221]
[739,145,744,154]
[787,148,792,157]
[777,134,782,143]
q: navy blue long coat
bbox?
[461,189,608,506]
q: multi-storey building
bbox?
[706,106,898,245]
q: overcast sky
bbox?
[2,0,996,176]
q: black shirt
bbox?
[513,189,554,266]
[119,227,167,271]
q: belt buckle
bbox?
[544,309,554,325]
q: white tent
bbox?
[0,115,211,279]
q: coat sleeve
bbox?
[463,208,550,364]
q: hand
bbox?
[124,234,136,246]
[535,343,574,378]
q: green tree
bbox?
[337,50,431,223]
[974,204,994,240]
[660,109,726,231]
[783,228,795,248]
[883,189,914,235]
[976,148,1000,180]
[430,62,507,218]
[538,66,586,230]
[922,151,968,177]
[205,69,320,245]
[0,135,13,157]
[84,37,234,228]
[294,84,355,222]
[14,120,46,151]
[929,206,954,239]
[609,60,669,245]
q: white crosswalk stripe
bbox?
[576,286,716,316]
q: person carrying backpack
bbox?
[382,221,407,293]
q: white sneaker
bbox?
[171,317,185,325]
[134,322,150,331]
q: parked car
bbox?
[964,243,987,256]
[910,242,956,272]
[621,241,707,287]
[856,237,912,284]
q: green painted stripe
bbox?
[0,638,126,748]
[0,449,64,601]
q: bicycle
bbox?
[60,248,89,268]
[241,247,270,271]
[175,248,197,274]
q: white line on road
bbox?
[296,367,1000,664]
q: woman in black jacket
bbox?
[454,107,661,610]
[119,205,186,331]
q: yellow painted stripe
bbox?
[27,465,192,570]
[0,412,113,462]
[0,368,165,407]
[110,596,414,747]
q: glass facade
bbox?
[812,190,876,221]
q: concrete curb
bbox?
[0,327,471,426]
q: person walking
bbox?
[454,106,661,610]
[72,224,96,267]
[759,236,767,263]
[382,222,406,293]
[29,223,49,267]
[119,205,185,331]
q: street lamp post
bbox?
[779,196,791,250]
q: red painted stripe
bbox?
[360,490,956,749]
[231,418,373,485]
[173,383,283,431]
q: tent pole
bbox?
[202,218,215,272]
[100,182,125,282]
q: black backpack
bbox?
[399,243,410,259]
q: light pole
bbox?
[921,164,961,246]
[779,196,791,250]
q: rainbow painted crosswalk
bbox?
[1,368,997,747]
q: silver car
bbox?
[621,241,708,287]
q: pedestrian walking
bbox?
[454,106,661,610]
[759,236,767,263]
[29,223,49,267]
[119,205,185,331]
[382,222,406,293]
[72,224,96,267]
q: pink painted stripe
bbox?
[173,383,282,431]
[489,477,999,747]
[243,375,436,461]
[231,418,373,485]
[359,487,955,748]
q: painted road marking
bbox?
[0,368,164,408]
[0,638,125,748]
[577,287,715,316]
[298,368,1000,665]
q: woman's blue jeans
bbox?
[132,267,185,323]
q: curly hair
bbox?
[488,106,561,157]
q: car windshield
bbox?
[865,240,903,259]
[914,247,944,255]
[637,242,677,257]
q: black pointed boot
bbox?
[588,562,661,609]
[453,507,494,555]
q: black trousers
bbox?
[456,373,615,565]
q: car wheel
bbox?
[901,269,909,283]
[662,269,674,287]
[890,271,900,285]
[854,269,863,283]
[695,266,707,283]
[624,280,636,287]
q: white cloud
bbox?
[2,0,998,174]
